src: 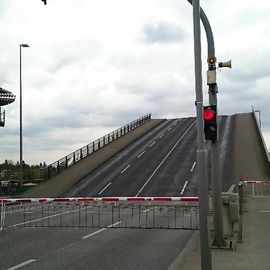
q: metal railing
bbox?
[240,180,270,197]
[0,197,199,231]
[44,114,151,179]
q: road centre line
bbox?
[159,133,164,138]
[98,182,112,195]
[180,181,189,195]
[7,259,37,270]
[137,151,145,158]
[83,221,122,239]
[190,162,196,172]
[149,141,156,147]
[135,120,196,197]
[167,127,172,131]
[121,164,131,174]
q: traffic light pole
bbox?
[207,47,225,248]
[192,1,212,269]
[187,0,225,248]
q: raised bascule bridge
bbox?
[0,111,269,270]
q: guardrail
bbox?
[0,197,199,231]
[44,114,151,179]
[241,180,270,197]
[220,180,270,247]
[251,107,270,162]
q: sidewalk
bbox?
[169,196,270,270]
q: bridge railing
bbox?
[44,114,151,179]
[251,107,270,162]
[240,180,270,197]
[0,197,199,231]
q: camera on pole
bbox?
[203,105,217,142]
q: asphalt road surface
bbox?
[66,118,198,197]
[0,116,235,270]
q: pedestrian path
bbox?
[169,196,270,270]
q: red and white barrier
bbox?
[0,196,199,204]
[243,180,270,184]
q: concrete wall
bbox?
[22,119,164,198]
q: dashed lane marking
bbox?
[159,133,164,138]
[137,151,145,158]
[190,162,196,172]
[143,208,153,213]
[180,181,188,195]
[135,120,196,197]
[149,141,156,147]
[7,259,37,270]
[98,182,112,195]
[82,221,122,239]
[121,164,131,174]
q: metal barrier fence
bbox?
[0,197,199,231]
[44,114,151,179]
[241,180,270,197]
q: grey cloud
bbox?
[234,6,270,26]
[143,21,187,44]
[47,39,104,73]
[222,50,270,83]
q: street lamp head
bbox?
[20,44,30,48]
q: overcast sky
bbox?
[0,0,269,165]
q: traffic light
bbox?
[41,0,47,4]
[203,105,217,142]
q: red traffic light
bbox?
[203,106,215,121]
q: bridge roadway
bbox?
[66,117,198,197]
[0,116,233,270]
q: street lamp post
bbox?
[19,44,30,187]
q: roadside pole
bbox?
[187,0,225,247]
[192,0,212,269]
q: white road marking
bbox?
[143,208,153,213]
[137,151,145,158]
[98,182,112,195]
[159,133,164,138]
[7,259,37,270]
[135,120,196,197]
[121,164,131,174]
[190,162,196,172]
[257,211,270,213]
[149,141,156,147]
[180,181,189,195]
[167,127,172,132]
[82,221,122,239]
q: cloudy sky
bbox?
[0,0,269,165]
